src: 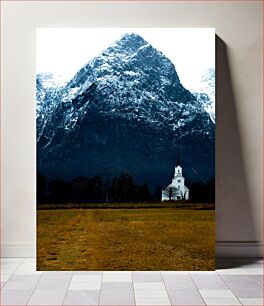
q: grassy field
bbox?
[37,205,215,271]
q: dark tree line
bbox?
[37,172,151,204]
[188,179,215,203]
[37,172,215,204]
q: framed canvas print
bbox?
[36,28,215,271]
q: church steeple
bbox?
[174,165,182,176]
[175,148,182,176]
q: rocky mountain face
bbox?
[36,73,66,142]
[37,33,215,191]
[190,68,215,123]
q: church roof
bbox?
[162,183,180,191]
[162,182,171,191]
[162,182,189,192]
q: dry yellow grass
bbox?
[37,207,215,271]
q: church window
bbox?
[178,179,181,182]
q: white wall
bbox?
[1,1,262,257]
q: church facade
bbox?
[162,164,190,201]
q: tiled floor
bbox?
[0,258,263,305]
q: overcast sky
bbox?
[36,28,215,90]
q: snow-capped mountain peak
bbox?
[36,33,215,187]
[189,68,215,123]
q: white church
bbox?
[162,164,190,201]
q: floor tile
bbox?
[132,271,162,282]
[163,275,196,289]
[239,298,264,305]
[102,272,132,282]
[245,268,263,275]
[1,275,11,282]
[28,289,66,305]
[1,288,33,305]
[161,271,189,275]
[43,271,73,275]
[189,271,218,275]
[1,256,263,306]
[36,272,72,290]
[37,279,71,290]
[217,268,249,275]
[15,262,35,269]
[101,281,133,290]
[199,289,237,298]
[68,281,101,290]
[134,289,169,299]
[15,270,43,276]
[203,297,241,305]
[103,271,131,274]
[252,275,263,287]
[99,289,135,305]
[71,274,101,282]
[74,271,102,275]
[63,290,100,305]
[3,281,38,291]
[14,263,43,275]
[135,298,171,305]
[231,288,263,298]
[40,271,72,278]
[167,289,205,305]
[134,282,166,290]
[221,275,261,289]
[191,275,229,290]
[8,274,41,283]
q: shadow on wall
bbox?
[215,35,260,267]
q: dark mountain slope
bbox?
[37,33,215,190]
